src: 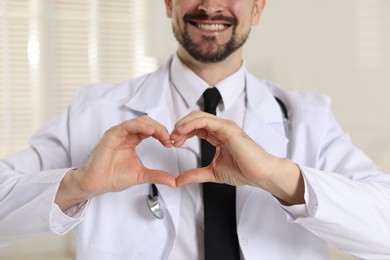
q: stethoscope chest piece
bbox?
[146,184,164,220]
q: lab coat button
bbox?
[241,236,249,246]
[311,204,318,214]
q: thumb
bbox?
[140,168,177,188]
[176,167,215,187]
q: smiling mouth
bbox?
[184,13,235,32]
[196,23,229,32]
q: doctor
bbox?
[1,0,390,259]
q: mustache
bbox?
[183,12,238,26]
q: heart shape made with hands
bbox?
[100,113,254,189]
[133,126,228,188]
[117,114,303,205]
[139,134,244,189]
[128,114,223,187]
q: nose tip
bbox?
[198,0,225,15]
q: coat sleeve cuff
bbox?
[50,200,89,235]
[49,168,90,235]
[278,165,319,221]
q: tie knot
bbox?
[203,88,221,115]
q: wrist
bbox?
[55,168,92,212]
[260,158,305,206]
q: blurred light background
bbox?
[0,0,389,259]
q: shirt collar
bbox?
[170,53,246,111]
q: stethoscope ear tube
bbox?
[146,184,164,219]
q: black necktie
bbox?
[201,87,240,260]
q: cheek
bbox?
[173,0,196,16]
[171,2,188,25]
[170,7,183,30]
[231,4,257,29]
[229,0,257,18]
[172,12,184,30]
[229,0,250,13]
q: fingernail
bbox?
[165,140,174,147]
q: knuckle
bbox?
[189,110,200,115]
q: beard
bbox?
[173,13,251,63]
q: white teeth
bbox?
[197,23,227,31]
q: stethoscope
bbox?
[146,182,165,219]
[146,96,290,220]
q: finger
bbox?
[123,117,168,135]
[133,116,173,147]
[171,129,206,147]
[178,117,223,135]
[104,123,145,140]
[140,168,177,188]
[114,117,172,147]
[176,167,216,187]
[172,119,229,148]
[171,112,215,144]
[150,127,173,147]
[173,111,214,132]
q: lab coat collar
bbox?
[124,56,283,125]
[243,72,287,158]
[124,56,173,116]
[245,72,284,125]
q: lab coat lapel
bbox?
[243,74,288,159]
[125,57,181,236]
[237,74,289,223]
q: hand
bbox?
[171,111,305,205]
[171,111,271,186]
[55,116,176,211]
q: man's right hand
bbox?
[55,116,176,212]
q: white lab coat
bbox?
[0,56,390,260]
